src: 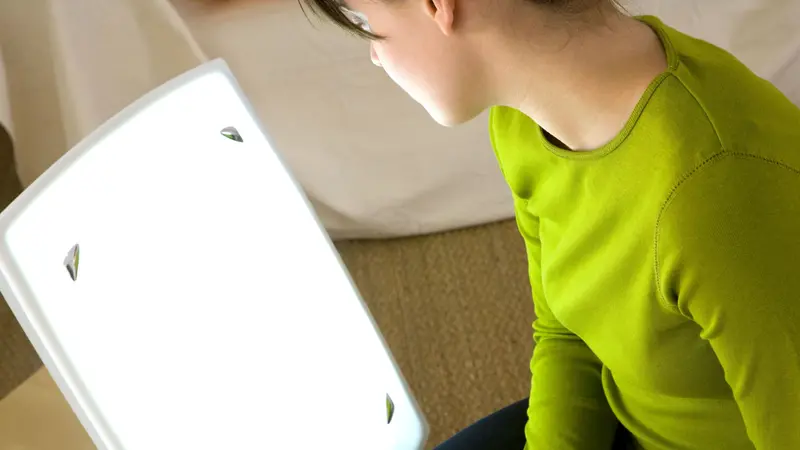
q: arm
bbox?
[488,106,618,449]
[656,154,800,448]
[515,197,619,450]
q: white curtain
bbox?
[0,0,798,241]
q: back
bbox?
[0,59,427,450]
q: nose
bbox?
[370,43,382,67]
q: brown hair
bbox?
[298,0,619,40]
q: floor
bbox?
[0,134,535,448]
[337,223,534,447]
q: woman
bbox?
[300,0,800,448]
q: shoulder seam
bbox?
[670,73,726,153]
[653,152,800,313]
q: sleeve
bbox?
[656,154,800,449]
[488,107,619,450]
[514,197,619,450]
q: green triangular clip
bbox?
[64,243,80,281]
[386,393,395,424]
[220,126,243,143]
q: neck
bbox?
[487,10,667,150]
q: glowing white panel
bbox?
[0,59,427,450]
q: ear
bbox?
[425,0,456,36]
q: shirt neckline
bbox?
[537,15,680,161]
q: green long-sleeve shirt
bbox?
[489,15,800,450]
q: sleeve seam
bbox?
[653,152,800,314]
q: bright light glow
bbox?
[0,60,426,449]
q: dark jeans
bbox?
[433,398,631,450]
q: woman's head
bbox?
[301,0,619,126]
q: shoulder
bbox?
[487,106,540,179]
[659,17,800,154]
[654,152,800,310]
[488,105,521,125]
[488,106,530,146]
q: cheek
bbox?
[370,43,380,66]
[373,41,437,100]
[370,30,480,125]
[372,43,401,78]
[366,11,444,94]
